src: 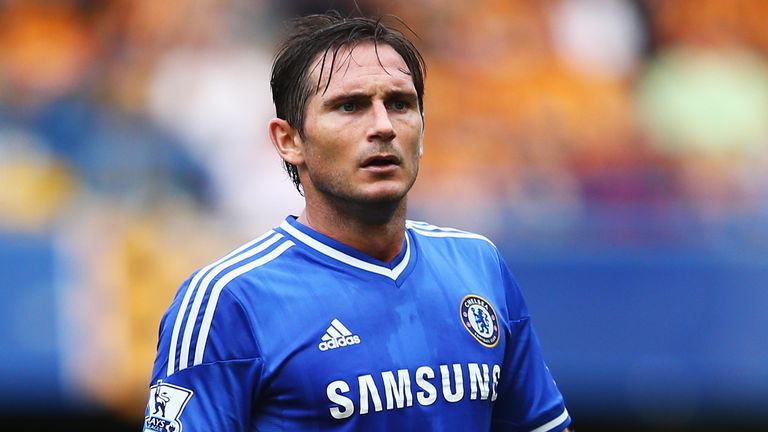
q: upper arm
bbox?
[143,285,264,432]
[491,250,571,432]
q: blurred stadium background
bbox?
[1,0,766,430]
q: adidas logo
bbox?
[318,319,361,351]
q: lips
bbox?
[361,154,400,168]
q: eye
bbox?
[389,100,410,111]
[340,102,357,112]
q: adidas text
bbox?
[319,335,361,351]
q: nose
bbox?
[368,101,396,142]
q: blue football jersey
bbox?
[143,216,571,432]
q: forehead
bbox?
[308,42,415,95]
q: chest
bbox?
[243,264,507,425]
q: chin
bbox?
[357,182,411,204]
[314,176,414,208]
[353,192,405,207]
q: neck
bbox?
[298,196,407,263]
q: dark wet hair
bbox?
[270,11,426,193]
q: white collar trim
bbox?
[280,220,411,280]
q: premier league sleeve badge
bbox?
[144,380,193,432]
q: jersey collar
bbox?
[279,216,412,281]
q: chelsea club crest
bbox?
[460,294,500,347]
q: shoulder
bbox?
[406,220,502,263]
[188,228,296,295]
[173,228,298,338]
[157,229,296,376]
[406,220,496,248]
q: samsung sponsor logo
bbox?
[326,363,501,419]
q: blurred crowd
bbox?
[1,0,767,421]
[403,0,768,246]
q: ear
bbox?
[418,114,425,157]
[269,118,304,166]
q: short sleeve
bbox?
[143,283,264,432]
[491,254,571,432]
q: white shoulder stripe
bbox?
[405,220,465,233]
[176,232,283,374]
[280,220,411,280]
[193,240,294,366]
[167,230,276,376]
[408,226,494,245]
[529,408,569,432]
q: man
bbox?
[143,12,572,432]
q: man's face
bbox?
[297,42,423,206]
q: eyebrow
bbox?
[322,90,418,109]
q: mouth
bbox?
[361,154,401,170]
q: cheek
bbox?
[303,129,353,173]
[398,117,424,154]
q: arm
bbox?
[144,284,264,431]
[491,316,571,431]
[490,251,572,432]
